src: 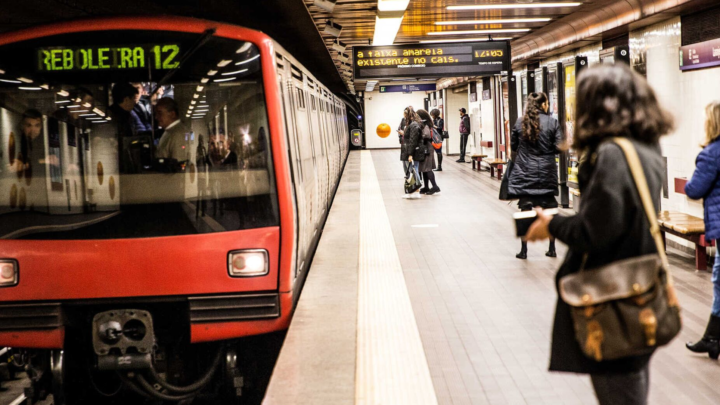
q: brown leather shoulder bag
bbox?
[559,138,682,362]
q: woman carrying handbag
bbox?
[526,64,680,405]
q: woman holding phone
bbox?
[525,64,673,405]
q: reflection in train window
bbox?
[0,31,278,239]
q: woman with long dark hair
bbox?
[400,106,425,199]
[509,92,562,259]
[526,64,674,405]
[685,101,720,359]
[430,108,444,171]
[417,109,440,195]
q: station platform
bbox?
[264,149,720,405]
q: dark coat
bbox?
[398,117,407,145]
[400,121,425,162]
[547,139,663,374]
[433,117,444,134]
[509,112,562,197]
[418,124,436,172]
[459,114,470,135]
[685,139,720,240]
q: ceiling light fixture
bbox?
[235,54,260,65]
[0,79,21,84]
[196,86,204,92]
[17,77,33,83]
[221,69,248,76]
[18,86,42,91]
[201,78,209,84]
[214,77,236,82]
[428,28,530,36]
[217,60,233,67]
[57,90,70,96]
[419,37,513,43]
[448,2,581,10]
[207,70,218,76]
[373,0,410,45]
[435,18,551,25]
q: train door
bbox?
[277,66,305,278]
[320,96,334,203]
[307,86,328,220]
[290,76,318,271]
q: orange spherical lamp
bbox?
[376,123,391,138]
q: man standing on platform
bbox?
[456,108,471,162]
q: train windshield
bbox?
[0,30,279,239]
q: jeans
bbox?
[713,248,720,316]
[435,149,443,168]
[590,364,649,405]
[460,133,469,160]
[403,160,410,175]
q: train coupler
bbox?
[92,309,156,371]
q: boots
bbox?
[546,238,557,257]
[516,241,527,260]
[686,315,720,359]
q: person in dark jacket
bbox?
[526,64,674,405]
[400,106,425,199]
[431,109,444,171]
[398,115,408,173]
[456,108,471,162]
[417,109,440,195]
[510,92,562,259]
[684,100,720,359]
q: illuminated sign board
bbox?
[37,44,181,72]
[379,84,436,93]
[680,38,720,71]
[353,42,510,80]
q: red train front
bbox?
[0,17,346,404]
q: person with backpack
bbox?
[456,108,471,162]
[417,109,441,195]
[431,109,444,171]
[401,106,425,199]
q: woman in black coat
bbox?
[510,92,562,259]
[400,106,425,199]
[417,109,440,195]
[431,109,444,171]
[526,64,674,405]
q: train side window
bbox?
[295,88,306,110]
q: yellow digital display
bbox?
[37,44,181,72]
[353,42,509,80]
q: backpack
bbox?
[431,128,443,150]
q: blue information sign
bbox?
[379,84,437,93]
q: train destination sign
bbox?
[37,44,181,72]
[680,38,720,72]
[353,41,510,80]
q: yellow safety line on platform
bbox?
[355,151,438,405]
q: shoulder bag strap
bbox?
[612,138,672,282]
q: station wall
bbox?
[364,90,426,149]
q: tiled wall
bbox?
[364,89,427,149]
[631,17,720,247]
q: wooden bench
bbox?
[658,210,714,271]
[471,154,488,171]
[487,159,506,180]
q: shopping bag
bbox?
[404,163,422,194]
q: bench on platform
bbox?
[658,210,714,271]
[471,154,488,171]
[487,159,506,180]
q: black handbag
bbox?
[559,138,682,362]
[442,131,449,139]
[498,159,516,201]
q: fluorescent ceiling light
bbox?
[214,77,236,82]
[19,87,42,90]
[201,78,209,84]
[373,16,404,45]
[428,28,530,35]
[236,42,253,54]
[79,113,96,117]
[70,109,90,113]
[207,70,218,76]
[236,54,260,65]
[93,108,105,116]
[67,105,80,108]
[419,37,512,43]
[436,18,551,25]
[55,100,71,104]
[0,79,21,83]
[378,0,409,11]
[40,84,49,90]
[196,86,204,92]
[193,94,199,99]
[191,100,197,105]
[221,69,248,76]
[57,90,69,96]
[448,2,581,10]
[217,60,233,67]
[17,77,33,83]
[92,120,108,124]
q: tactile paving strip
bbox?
[355,151,438,405]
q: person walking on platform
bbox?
[401,106,425,199]
[431,108,444,171]
[398,115,408,173]
[456,108,471,162]
[685,100,720,359]
[417,109,441,195]
[510,92,562,259]
[525,64,674,405]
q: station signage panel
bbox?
[680,38,720,71]
[379,84,436,93]
[353,41,510,80]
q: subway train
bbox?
[0,16,348,403]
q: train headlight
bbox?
[228,250,268,277]
[0,259,18,287]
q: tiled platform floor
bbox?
[267,149,720,405]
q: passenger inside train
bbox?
[0,30,278,240]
